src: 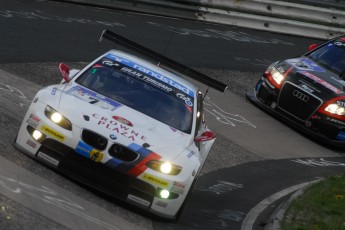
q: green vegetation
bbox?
[282,173,345,230]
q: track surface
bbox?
[0,1,344,229]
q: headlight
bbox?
[146,160,182,175]
[325,104,345,115]
[44,106,72,130]
[266,67,285,89]
[271,69,284,85]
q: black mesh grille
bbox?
[108,144,139,163]
[278,82,322,121]
[58,151,156,200]
[81,129,108,150]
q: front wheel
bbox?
[174,176,198,219]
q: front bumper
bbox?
[14,110,192,219]
[246,79,345,148]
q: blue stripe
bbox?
[75,141,93,158]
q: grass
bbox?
[281,173,345,230]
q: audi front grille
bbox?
[278,82,322,121]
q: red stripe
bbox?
[127,152,161,177]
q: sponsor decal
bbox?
[289,58,325,72]
[171,181,185,194]
[75,141,104,162]
[329,118,345,126]
[334,41,345,47]
[26,139,37,148]
[336,131,345,141]
[337,101,345,107]
[93,114,146,141]
[105,53,194,97]
[51,87,57,95]
[176,93,193,106]
[187,151,195,158]
[332,77,345,87]
[40,125,65,141]
[301,71,342,94]
[142,173,169,188]
[127,194,150,207]
[90,149,103,162]
[120,66,173,93]
[75,141,93,158]
[155,201,168,208]
[27,114,40,128]
[66,86,122,111]
[112,116,133,127]
[299,84,314,93]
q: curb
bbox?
[263,179,322,230]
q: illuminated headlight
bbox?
[45,106,72,130]
[146,160,182,175]
[271,68,284,85]
[325,104,345,115]
[51,112,62,123]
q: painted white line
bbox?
[241,179,322,230]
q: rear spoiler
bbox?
[99,30,228,93]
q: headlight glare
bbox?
[45,106,72,130]
[271,70,284,85]
[146,160,182,175]
[160,162,172,174]
[51,112,62,123]
[325,104,345,115]
[32,130,43,141]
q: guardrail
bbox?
[57,0,345,40]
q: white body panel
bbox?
[14,50,216,219]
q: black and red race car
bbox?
[247,36,345,147]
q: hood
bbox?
[280,57,345,96]
[56,84,192,160]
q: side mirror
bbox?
[308,44,318,51]
[59,63,71,82]
[195,131,216,143]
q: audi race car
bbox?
[247,35,345,147]
[14,30,227,219]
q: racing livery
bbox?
[14,30,227,219]
[247,36,345,147]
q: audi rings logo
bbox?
[293,90,309,102]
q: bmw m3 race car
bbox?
[247,36,345,147]
[14,30,227,219]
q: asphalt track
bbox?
[1,0,345,229]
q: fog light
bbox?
[32,130,43,141]
[160,189,170,199]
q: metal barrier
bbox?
[57,0,345,39]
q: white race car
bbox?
[14,30,227,219]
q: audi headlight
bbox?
[271,69,284,85]
[325,104,345,115]
[44,106,72,130]
[265,64,288,89]
[146,160,182,175]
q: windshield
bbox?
[75,55,195,133]
[307,39,345,76]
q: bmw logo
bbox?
[110,134,117,140]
